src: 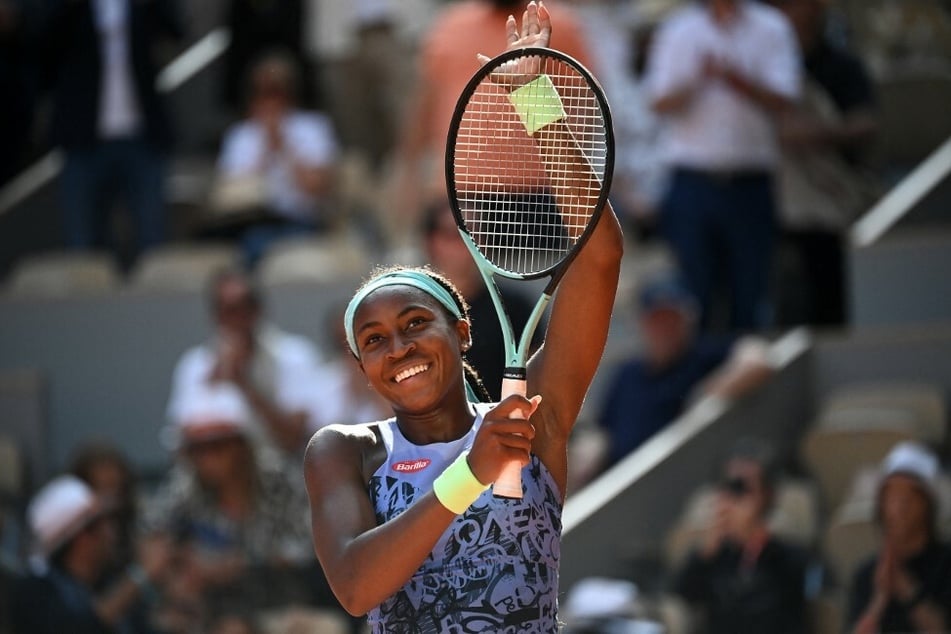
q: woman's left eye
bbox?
[407,317,426,330]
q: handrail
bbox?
[850,134,951,248]
[562,327,812,535]
[0,27,231,217]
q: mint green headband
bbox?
[344,270,463,357]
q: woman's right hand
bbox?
[467,395,540,484]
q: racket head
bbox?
[445,46,614,281]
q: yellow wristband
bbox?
[508,74,566,136]
[433,451,489,515]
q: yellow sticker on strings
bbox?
[507,74,566,136]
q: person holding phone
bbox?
[672,438,808,634]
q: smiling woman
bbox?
[301,3,623,631]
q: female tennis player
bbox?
[303,3,623,630]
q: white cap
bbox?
[564,577,640,622]
[163,383,253,450]
[27,475,106,558]
[879,441,939,502]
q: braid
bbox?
[420,268,492,403]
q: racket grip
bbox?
[493,375,526,499]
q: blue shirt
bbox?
[598,336,732,466]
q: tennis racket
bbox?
[445,47,614,498]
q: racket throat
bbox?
[501,369,528,399]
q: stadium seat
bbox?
[818,381,946,445]
[3,251,121,298]
[800,380,947,512]
[255,234,373,288]
[127,242,240,293]
[800,427,912,514]
[875,72,951,170]
[821,466,880,588]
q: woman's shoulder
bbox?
[308,421,382,450]
[305,421,391,485]
[305,421,388,465]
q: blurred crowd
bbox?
[1,0,951,632]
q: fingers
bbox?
[520,2,540,39]
[527,2,540,37]
[537,1,551,41]
[489,393,543,421]
[506,13,519,46]
[485,418,536,441]
[468,416,535,483]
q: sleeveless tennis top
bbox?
[366,403,564,633]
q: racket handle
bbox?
[493,375,526,499]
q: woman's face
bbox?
[185,435,248,489]
[353,286,469,414]
[879,474,932,543]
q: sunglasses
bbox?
[185,435,241,456]
[720,476,753,497]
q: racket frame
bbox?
[445,46,615,498]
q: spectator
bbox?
[420,199,541,401]
[0,0,39,186]
[671,438,808,634]
[146,384,333,631]
[848,441,951,634]
[303,303,391,433]
[768,0,880,328]
[571,0,679,236]
[70,443,139,579]
[210,51,340,267]
[39,0,184,263]
[221,0,317,113]
[12,475,172,634]
[645,0,801,331]
[590,275,773,475]
[319,2,412,173]
[387,0,592,249]
[167,267,323,457]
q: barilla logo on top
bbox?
[392,458,432,473]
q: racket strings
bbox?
[453,55,608,276]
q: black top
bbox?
[39,0,184,150]
[804,38,876,115]
[803,37,876,165]
[674,536,808,634]
[847,540,951,633]
[12,567,114,634]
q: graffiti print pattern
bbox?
[367,456,563,633]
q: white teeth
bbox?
[395,364,429,383]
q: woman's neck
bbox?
[396,401,476,445]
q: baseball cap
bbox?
[637,276,698,315]
[27,475,109,558]
[879,441,939,503]
[163,383,254,450]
